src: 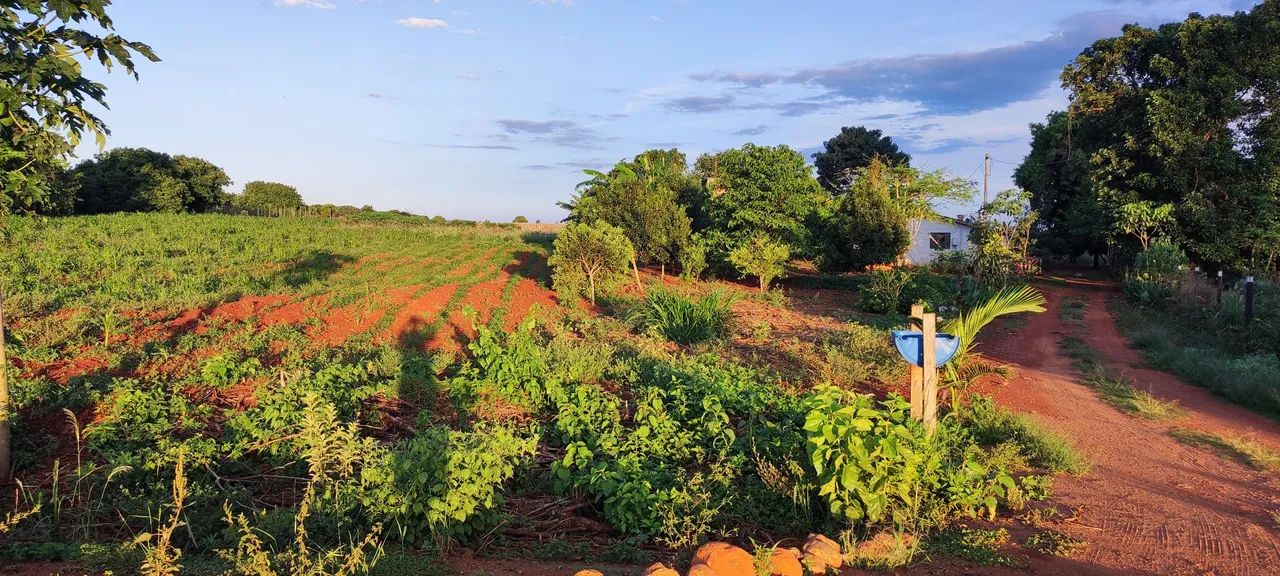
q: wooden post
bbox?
[909,304,924,420]
[0,288,10,481]
[922,312,939,434]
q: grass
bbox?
[1112,299,1280,418]
[1058,336,1184,421]
[628,287,736,345]
[1058,296,1085,324]
[1024,530,1085,557]
[966,395,1090,474]
[1169,428,1280,472]
[925,527,1023,568]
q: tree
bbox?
[238,181,304,212]
[971,189,1039,284]
[1116,201,1175,250]
[512,216,528,223]
[812,126,911,193]
[548,221,635,305]
[728,235,790,292]
[0,0,159,214]
[886,164,974,239]
[1055,3,1280,270]
[569,149,695,274]
[695,144,828,260]
[818,158,911,271]
[69,148,230,213]
[1015,112,1108,263]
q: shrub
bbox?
[548,221,635,305]
[237,181,304,212]
[964,396,1088,474]
[629,288,736,345]
[818,158,911,271]
[820,323,907,388]
[728,235,789,292]
[930,250,973,275]
[858,269,910,314]
[679,234,708,280]
[1125,240,1188,305]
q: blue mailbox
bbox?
[891,330,960,368]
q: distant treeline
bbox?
[20,146,514,227]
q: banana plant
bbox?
[940,285,1046,413]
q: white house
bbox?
[903,217,972,265]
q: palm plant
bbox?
[940,285,1046,412]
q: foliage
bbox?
[512,215,528,223]
[1116,202,1175,251]
[1125,240,1188,305]
[69,147,231,214]
[728,235,790,292]
[1014,111,1108,262]
[569,150,695,267]
[548,221,635,305]
[820,324,907,389]
[971,189,1038,285]
[858,269,911,314]
[236,181,304,212]
[964,396,1088,474]
[811,126,911,193]
[926,527,1021,567]
[0,0,160,214]
[1049,3,1280,270]
[135,452,187,576]
[941,286,1047,410]
[819,158,911,271]
[696,143,829,259]
[630,288,736,345]
[679,233,708,280]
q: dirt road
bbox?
[980,278,1280,576]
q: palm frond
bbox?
[942,285,1046,362]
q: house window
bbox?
[929,232,952,251]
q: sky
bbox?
[75,0,1259,222]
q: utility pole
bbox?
[983,152,990,207]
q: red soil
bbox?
[309,299,387,346]
[380,284,460,347]
[977,279,1280,576]
[207,294,291,324]
[502,276,560,331]
[432,273,510,349]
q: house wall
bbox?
[904,219,971,265]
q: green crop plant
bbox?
[629,288,736,345]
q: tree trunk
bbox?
[587,272,597,306]
[0,288,10,481]
[631,258,644,293]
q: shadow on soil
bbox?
[277,249,357,288]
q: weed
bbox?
[1058,297,1085,324]
[1083,370,1184,420]
[926,527,1022,567]
[629,288,736,345]
[1169,428,1280,472]
[1024,529,1085,557]
[966,395,1089,474]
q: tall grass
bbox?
[629,288,736,345]
[965,395,1089,474]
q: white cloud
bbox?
[394,17,449,29]
[274,0,335,9]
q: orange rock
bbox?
[573,571,604,576]
[767,547,804,576]
[687,564,718,576]
[802,534,843,573]
[643,563,680,576]
[692,541,756,576]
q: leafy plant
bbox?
[729,235,790,292]
[858,268,911,314]
[548,221,636,305]
[941,286,1047,411]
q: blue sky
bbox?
[77,0,1257,222]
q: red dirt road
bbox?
[980,278,1280,576]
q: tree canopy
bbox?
[1025,2,1280,270]
[696,143,828,259]
[237,181,304,212]
[0,0,159,214]
[812,126,911,193]
[818,158,911,271]
[70,148,230,214]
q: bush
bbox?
[629,288,736,345]
[818,159,911,271]
[1125,240,1188,305]
[930,250,973,275]
[964,396,1088,473]
[679,234,708,280]
[858,269,910,314]
[548,221,635,305]
[236,181,304,212]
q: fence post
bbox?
[922,312,939,434]
[1246,275,1256,321]
[1217,270,1224,307]
[910,304,924,421]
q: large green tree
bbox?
[818,158,911,271]
[812,126,911,193]
[567,149,696,271]
[70,148,230,213]
[1048,2,1280,270]
[695,143,828,260]
[1014,111,1108,262]
[237,181,305,212]
[0,0,159,214]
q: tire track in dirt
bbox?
[979,279,1280,576]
